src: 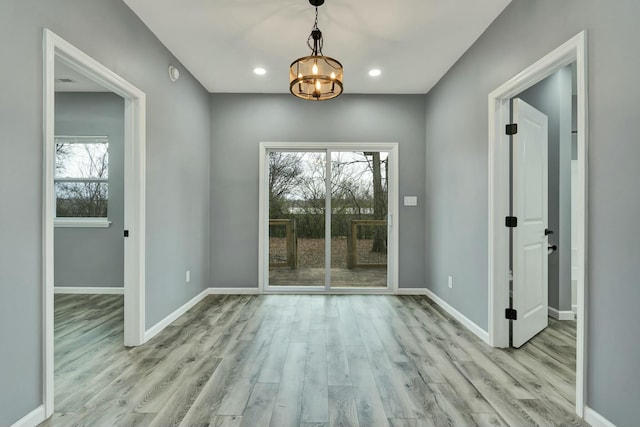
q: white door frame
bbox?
[488,31,588,416]
[258,142,399,294]
[43,29,146,417]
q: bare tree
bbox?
[268,152,304,218]
[56,143,108,217]
[362,152,387,253]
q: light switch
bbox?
[404,196,418,206]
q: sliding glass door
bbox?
[264,144,396,291]
[330,151,388,288]
[268,151,326,287]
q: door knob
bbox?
[544,229,554,235]
[548,244,557,253]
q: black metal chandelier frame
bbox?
[289,0,343,101]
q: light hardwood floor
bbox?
[41,294,587,427]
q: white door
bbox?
[512,98,549,348]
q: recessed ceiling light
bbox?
[254,67,266,75]
[368,69,382,77]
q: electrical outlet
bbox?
[186,270,191,283]
[448,275,453,288]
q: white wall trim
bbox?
[208,287,261,295]
[43,29,146,418]
[397,288,428,295]
[10,405,45,427]
[54,286,124,295]
[144,289,209,342]
[54,218,112,228]
[548,307,576,321]
[424,288,490,345]
[584,406,617,427]
[487,30,588,417]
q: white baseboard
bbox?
[423,288,490,345]
[548,306,576,320]
[208,287,260,295]
[397,288,428,295]
[144,289,209,342]
[584,406,616,427]
[11,404,45,427]
[54,286,124,295]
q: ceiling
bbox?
[55,60,109,92]
[122,0,511,94]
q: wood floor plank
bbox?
[390,357,460,427]
[216,319,276,416]
[239,382,279,427]
[328,386,359,427]
[337,297,364,347]
[301,317,329,423]
[388,419,419,427]
[46,294,584,427]
[326,316,351,387]
[455,360,540,426]
[212,415,243,427]
[344,345,390,427]
[257,312,292,383]
[179,339,253,425]
[355,306,418,419]
[146,356,223,426]
[471,412,509,427]
[269,342,307,427]
[290,296,312,343]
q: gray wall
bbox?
[210,94,426,289]
[518,66,572,312]
[0,0,210,424]
[54,92,125,288]
[424,0,640,424]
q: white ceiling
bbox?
[122,0,511,94]
[55,60,109,92]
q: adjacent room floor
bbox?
[41,293,586,427]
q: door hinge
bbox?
[124,230,129,237]
[506,123,518,135]
[505,216,517,228]
[505,308,518,320]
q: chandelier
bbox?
[289,0,343,101]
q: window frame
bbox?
[53,135,111,228]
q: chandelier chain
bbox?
[314,7,318,30]
[307,6,323,54]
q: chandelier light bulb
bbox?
[312,63,318,75]
[315,80,321,91]
[330,72,336,79]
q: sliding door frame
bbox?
[258,142,399,294]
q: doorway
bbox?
[259,143,398,293]
[488,31,588,416]
[43,29,146,417]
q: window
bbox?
[54,136,110,227]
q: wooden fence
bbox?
[269,219,297,269]
[346,219,387,269]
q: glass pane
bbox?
[56,142,109,179]
[331,151,388,288]
[55,181,108,217]
[269,152,326,287]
